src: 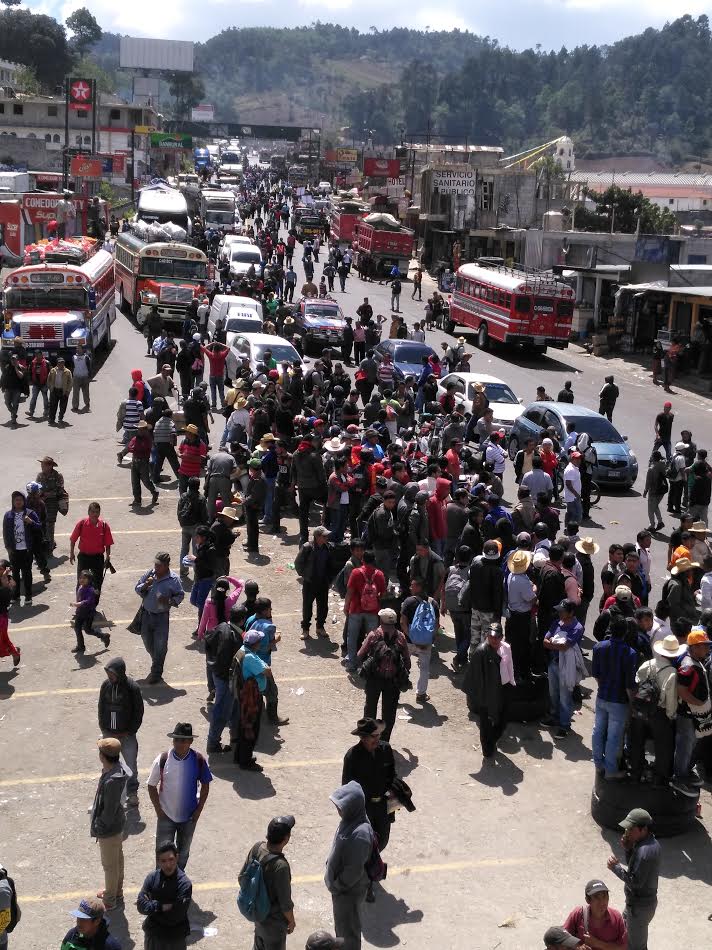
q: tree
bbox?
[167,71,205,120]
[0,9,73,87]
[66,7,102,57]
[0,0,21,7]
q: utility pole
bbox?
[62,77,70,191]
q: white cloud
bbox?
[411,6,472,32]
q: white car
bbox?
[226,332,307,379]
[437,372,524,435]
[218,233,253,263]
[229,245,263,280]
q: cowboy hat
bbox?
[324,436,346,453]
[260,433,276,442]
[351,717,385,737]
[38,455,57,466]
[507,549,532,574]
[218,506,238,521]
[690,522,710,534]
[236,397,247,409]
[653,634,686,658]
[137,420,151,429]
[167,722,198,739]
[670,557,699,575]
[575,536,600,555]
[184,424,199,436]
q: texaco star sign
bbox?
[71,80,91,102]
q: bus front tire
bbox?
[477,324,489,351]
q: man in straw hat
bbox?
[146,723,212,869]
[505,548,537,682]
[91,737,128,911]
[670,627,712,796]
[629,633,684,786]
[666,556,700,633]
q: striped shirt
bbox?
[122,398,143,431]
[592,638,637,704]
[153,416,176,444]
[377,361,395,387]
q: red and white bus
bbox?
[2,242,115,354]
[114,231,208,327]
[447,262,575,354]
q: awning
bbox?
[619,282,712,296]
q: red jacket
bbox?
[30,358,50,386]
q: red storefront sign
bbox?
[364,158,401,178]
[70,157,103,178]
[22,193,87,225]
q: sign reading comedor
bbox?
[432,167,477,196]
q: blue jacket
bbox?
[3,500,41,554]
[137,866,192,937]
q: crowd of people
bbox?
[2,170,711,950]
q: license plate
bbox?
[606,470,622,478]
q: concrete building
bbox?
[0,60,21,91]
[572,169,712,216]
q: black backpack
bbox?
[631,666,661,722]
[0,867,20,933]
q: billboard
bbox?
[364,158,400,178]
[150,132,193,149]
[335,148,358,165]
[119,36,194,72]
[191,103,215,122]
[432,166,477,196]
[70,156,103,178]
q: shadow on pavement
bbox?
[470,751,524,796]
[362,885,424,946]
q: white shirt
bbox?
[485,442,506,475]
[636,544,652,584]
[72,354,90,379]
[700,572,712,611]
[410,329,426,342]
[563,463,582,503]
[13,512,27,550]
[650,616,671,648]
[146,748,212,823]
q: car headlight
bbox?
[628,451,637,461]
[140,291,158,306]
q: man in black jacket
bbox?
[295,526,336,639]
[205,614,242,753]
[177,477,208,579]
[98,657,144,808]
[292,432,326,546]
[91,738,128,912]
[468,625,506,759]
[369,491,399,582]
[137,842,192,950]
[243,459,266,555]
[467,540,504,655]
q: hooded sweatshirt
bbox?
[324,781,373,896]
[426,478,451,542]
[130,369,145,403]
[98,657,145,735]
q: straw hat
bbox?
[670,557,699,575]
[218,507,238,522]
[653,634,686,658]
[575,537,600,556]
[507,549,532,574]
[690,522,710,535]
[184,424,199,436]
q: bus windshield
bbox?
[205,211,234,225]
[5,286,87,310]
[140,257,207,280]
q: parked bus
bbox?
[447,262,575,354]
[114,231,208,326]
[2,243,115,354]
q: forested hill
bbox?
[94,16,712,161]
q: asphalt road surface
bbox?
[0,234,710,949]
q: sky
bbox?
[51,0,711,49]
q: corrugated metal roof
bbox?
[572,170,712,188]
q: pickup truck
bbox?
[294,296,347,353]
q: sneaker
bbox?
[117,453,123,464]
[12,650,20,667]
[301,628,311,640]
[71,645,85,654]
[151,492,159,505]
[540,715,556,727]
[24,598,32,607]
[101,633,110,648]
[554,728,569,740]
[126,793,139,807]
[685,771,704,788]
[416,693,430,703]
[670,778,698,798]
[240,760,263,772]
[316,626,329,639]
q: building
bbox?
[0,60,21,91]
[572,169,712,218]
[0,89,159,184]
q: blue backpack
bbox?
[237,850,280,922]
[409,599,437,646]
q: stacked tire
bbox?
[591,773,699,837]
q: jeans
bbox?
[155,814,196,869]
[565,497,583,525]
[391,293,400,312]
[180,526,195,571]
[478,709,505,757]
[624,901,657,950]
[208,675,236,748]
[153,443,180,482]
[332,888,368,950]
[346,612,378,670]
[667,480,684,513]
[254,920,288,950]
[674,714,697,780]
[28,384,48,415]
[4,389,21,421]
[264,476,276,523]
[103,730,139,794]
[297,490,319,545]
[689,504,709,525]
[373,546,396,581]
[48,388,68,422]
[646,493,664,527]
[145,935,186,950]
[329,504,348,543]
[72,377,90,410]
[131,460,157,503]
[410,642,432,695]
[364,677,401,742]
[209,375,225,408]
[302,580,329,631]
[548,658,574,729]
[505,610,533,680]
[9,549,33,600]
[140,610,170,679]
[98,832,124,905]
[451,611,472,664]
[592,697,628,774]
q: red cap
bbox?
[664,401,672,408]
[570,451,582,459]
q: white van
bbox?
[208,295,263,344]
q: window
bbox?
[75,135,82,145]
[558,300,574,318]
[53,134,60,143]
[77,109,88,118]
[479,177,494,211]
[515,295,531,314]
[0,104,4,114]
[704,200,708,207]
[47,105,58,117]
[669,199,674,205]
[45,133,51,142]
[525,408,545,427]
[13,104,23,115]
[83,136,91,145]
[110,108,121,120]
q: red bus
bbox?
[447,262,574,354]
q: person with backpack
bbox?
[443,545,474,671]
[400,577,439,703]
[176,478,209,578]
[356,609,411,741]
[643,451,668,533]
[98,658,144,809]
[629,634,682,784]
[591,617,638,780]
[137,841,192,950]
[238,815,296,949]
[295,526,337,640]
[562,880,627,949]
[324,781,374,950]
[146,722,212,869]
[344,550,386,674]
[0,863,19,948]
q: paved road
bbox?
[0,232,709,949]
